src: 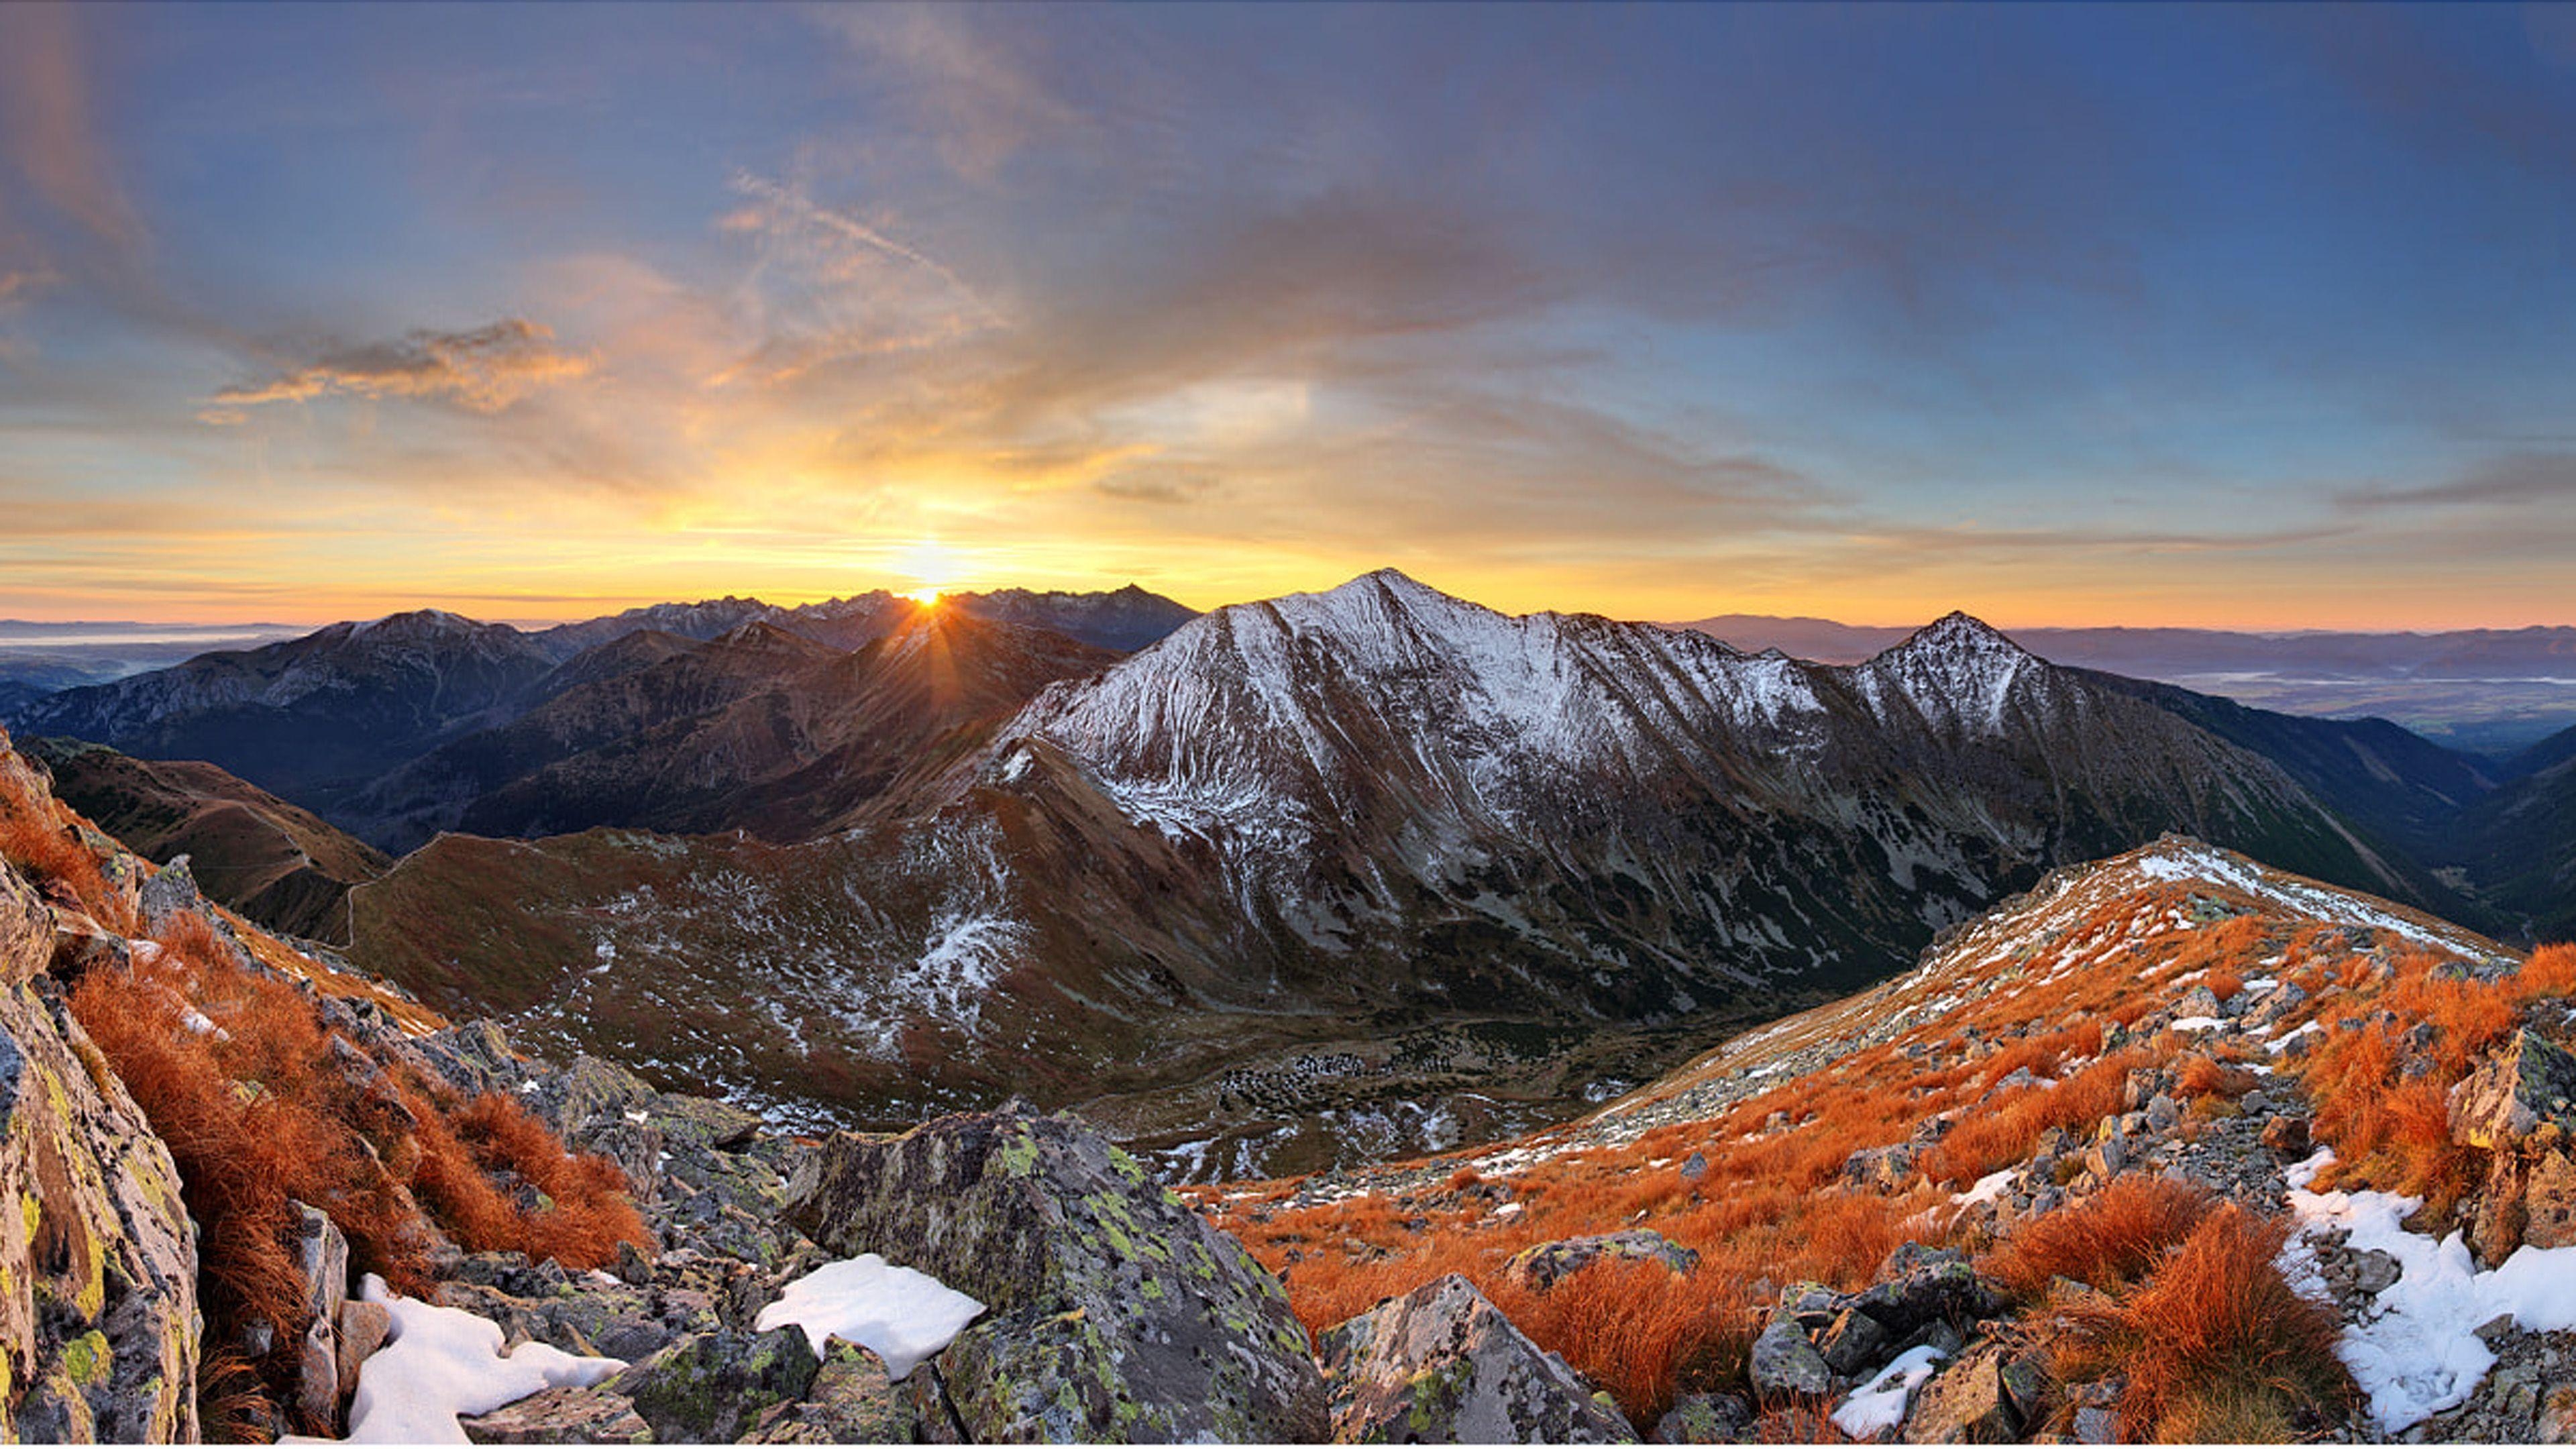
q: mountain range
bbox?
[1685,613,2576,755]
[8,570,2572,1175]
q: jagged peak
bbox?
[1873,610,2032,665]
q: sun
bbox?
[902,586,945,606]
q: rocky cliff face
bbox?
[0,847,200,1441]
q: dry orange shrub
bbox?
[2297,947,2542,1217]
[2055,1205,2350,1440]
[0,777,125,930]
[2174,1053,2257,1099]
[69,904,645,1435]
[1922,1051,2149,1185]
[1980,1175,2214,1299]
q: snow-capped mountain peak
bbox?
[1856,610,2039,734]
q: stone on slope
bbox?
[608,1325,818,1444]
[1900,1343,2021,1444]
[1501,1230,1699,1293]
[1654,1392,1754,1444]
[290,1200,352,1432]
[2450,1028,2576,1148]
[786,1106,1326,1443]
[1749,1318,1833,1399]
[0,861,201,1442]
[1317,1273,1634,1444]
[746,1339,909,1444]
[459,1384,655,1444]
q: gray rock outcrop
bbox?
[1317,1273,1634,1444]
[0,861,201,1442]
[786,1106,1326,1443]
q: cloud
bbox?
[0,5,146,255]
[712,172,1004,386]
[1093,466,1217,504]
[2341,452,2576,510]
[206,319,594,418]
[0,267,56,307]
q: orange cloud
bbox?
[205,319,594,419]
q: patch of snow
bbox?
[287,1275,623,1444]
[1951,1169,2015,1208]
[2266,1021,2324,1055]
[2168,1016,2225,1032]
[753,1252,986,1380]
[2288,1173,2576,1432]
[2286,1146,2336,1191]
[1832,1345,1948,1438]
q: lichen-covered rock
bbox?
[747,1339,911,1444]
[1318,1274,1633,1444]
[608,1326,818,1444]
[1502,1230,1699,1293]
[0,861,201,1442]
[459,1384,655,1444]
[786,1107,1326,1442]
[523,1053,805,1265]
[1901,1344,2020,1444]
[134,853,202,931]
[2450,1028,2576,1149]
[1748,1318,1833,1399]
[1846,1256,2004,1339]
[1654,1391,1754,1443]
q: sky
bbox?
[1,3,2573,630]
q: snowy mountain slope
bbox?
[352,571,2431,1176]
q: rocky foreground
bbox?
[8,700,2576,1443]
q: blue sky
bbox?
[1,3,2571,627]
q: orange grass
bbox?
[1980,1175,2216,1299]
[2056,1205,2351,1441]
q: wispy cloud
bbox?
[0,5,146,257]
[2339,452,2576,510]
[205,319,595,419]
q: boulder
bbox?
[2259,1114,2312,1160]
[2449,1029,2576,1149]
[290,1201,352,1431]
[1901,1344,2021,1443]
[135,854,202,931]
[0,862,201,1442]
[608,1326,818,1444]
[746,1339,913,1444]
[1654,1392,1754,1443]
[1846,1258,2004,1339]
[1748,1318,1833,1399]
[786,1106,1326,1442]
[460,1385,655,1444]
[1503,1230,1699,1292]
[1843,1144,1920,1194]
[2469,1144,2576,1264]
[1317,1273,1634,1443]
[337,1298,392,1400]
[1819,1308,1891,1377]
